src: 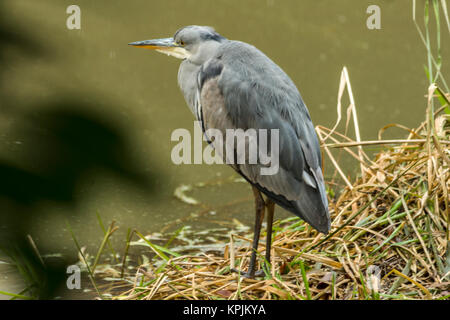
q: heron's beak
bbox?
[128,37,190,59]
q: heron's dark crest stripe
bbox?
[200,32,226,42]
[174,26,226,45]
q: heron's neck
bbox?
[178,60,200,115]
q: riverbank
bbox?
[105,85,449,300]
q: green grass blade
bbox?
[299,260,311,300]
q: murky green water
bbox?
[0,0,448,298]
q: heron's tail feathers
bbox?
[291,167,330,234]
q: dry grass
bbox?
[107,76,449,300]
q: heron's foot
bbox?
[230,268,266,279]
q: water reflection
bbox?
[0,3,156,299]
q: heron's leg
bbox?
[246,187,266,277]
[231,186,265,278]
[264,199,275,265]
[252,199,275,277]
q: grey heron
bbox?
[129,26,330,278]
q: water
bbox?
[0,0,448,298]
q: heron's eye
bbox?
[179,40,185,46]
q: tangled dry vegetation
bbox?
[108,80,449,300]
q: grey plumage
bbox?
[130,25,330,277]
[176,26,330,233]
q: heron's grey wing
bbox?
[199,41,330,233]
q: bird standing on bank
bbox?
[130,26,330,278]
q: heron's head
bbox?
[129,26,226,62]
